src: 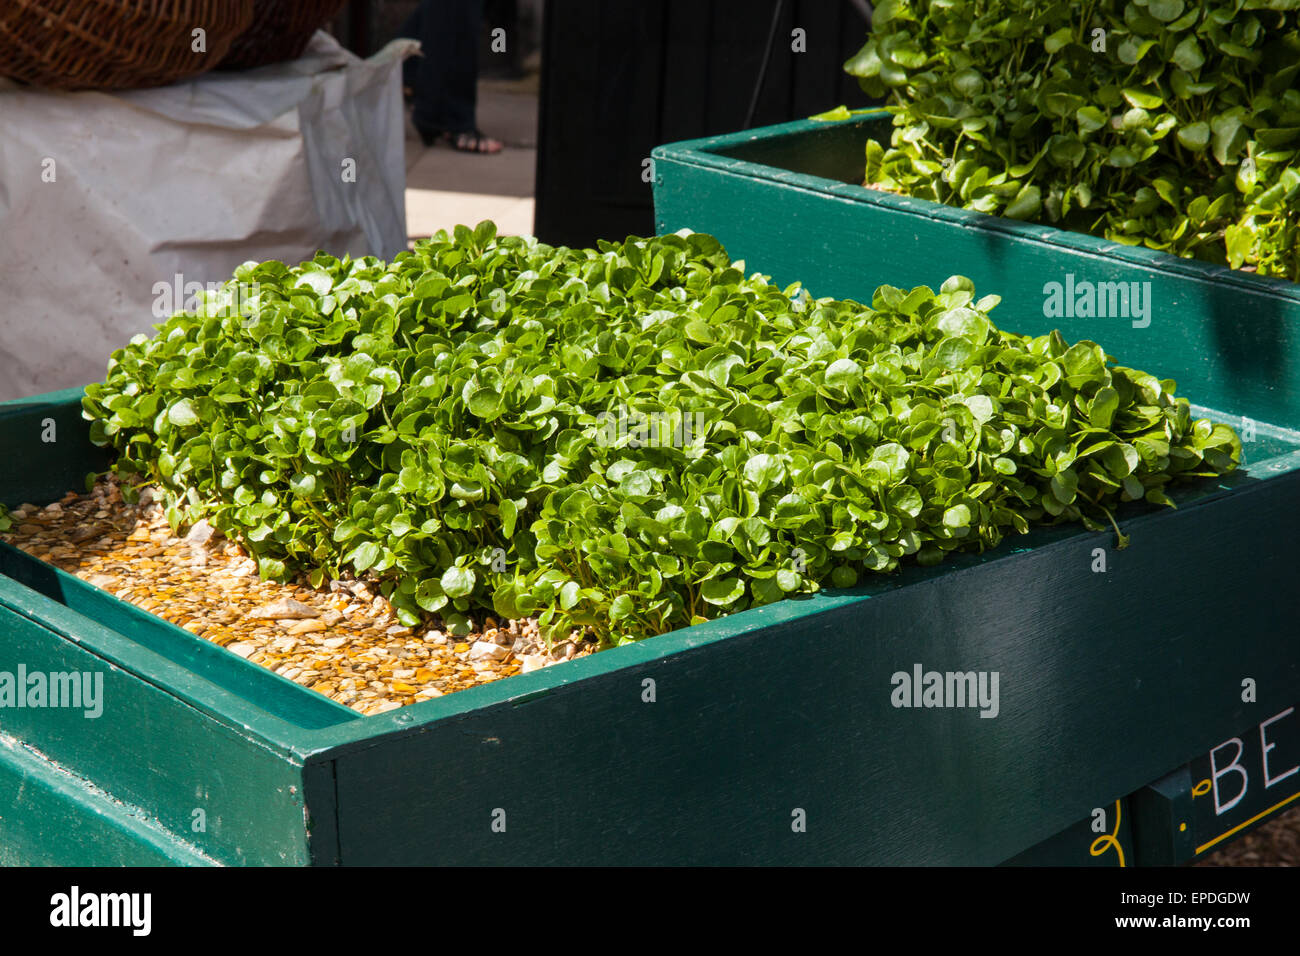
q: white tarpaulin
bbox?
[0,32,418,402]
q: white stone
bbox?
[248,598,320,620]
[468,640,510,661]
[184,519,217,546]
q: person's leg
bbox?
[411,0,483,135]
[397,4,425,95]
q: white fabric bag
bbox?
[0,32,418,401]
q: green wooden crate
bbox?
[2,378,1299,864]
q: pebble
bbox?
[184,520,217,546]
[248,598,320,620]
[287,619,327,635]
[469,641,511,662]
[227,643,256,659]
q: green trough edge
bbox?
[650,112,1300,307]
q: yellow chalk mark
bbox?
[1089,799,1126,867]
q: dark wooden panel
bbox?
[535,0,876,246]
[1003,799,1134,867]
[0,387,111,511]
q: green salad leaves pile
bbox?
[846,0,1300,280]
[82,224,1240,644]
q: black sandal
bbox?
[415,122,503,154]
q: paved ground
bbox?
[404,74,538,243]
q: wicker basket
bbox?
[0,0,255,91]
[217,0,348,71]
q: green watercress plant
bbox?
[845,0,1300,280]
[82,223,1240,646]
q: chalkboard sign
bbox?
[1190,705,1300,856]
[1133,705,1300,864]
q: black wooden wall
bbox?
[534,0,878,247]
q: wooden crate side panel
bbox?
[653,140,1300,430]
[1001,797,1134,867]
[0,602,311,865]
[1131,766,1197,866]
[301,758,341,866]
[0,387,111,509]
[0,731,218,866]
[327,475,1300,864]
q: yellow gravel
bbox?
[1,477,596,716]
